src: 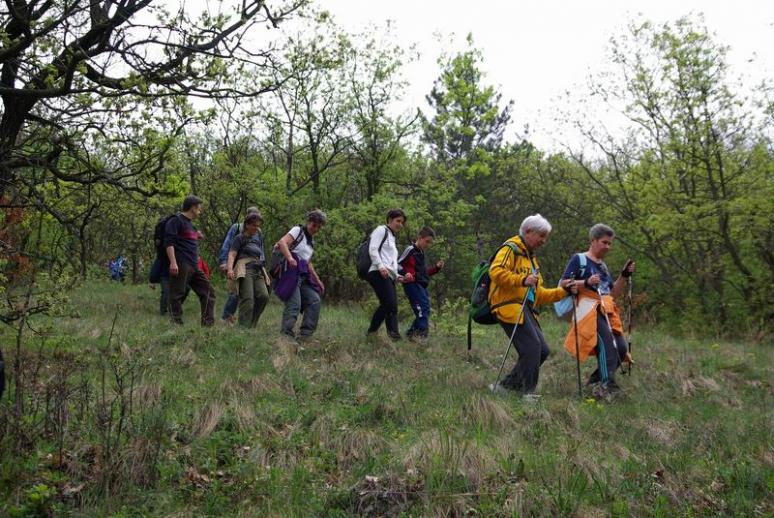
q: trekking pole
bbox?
[625,275,634,375]
[492,287,533,389]
[572,293,582,398]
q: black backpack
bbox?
[153,214,177,255]
[355,226,388,280]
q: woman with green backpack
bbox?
[488,214,576,400]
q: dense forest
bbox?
[1,1,772,337]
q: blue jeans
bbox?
[221,293,239,320]
[281,277,321,337]
[403,283,431,336]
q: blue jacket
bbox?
[218,223,240,265]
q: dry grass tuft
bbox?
[127,436,161,487]
[271,337,298,371]
[681,377,696,396]
[230,399,256,431]
[193,401,224,438]
[132,383,162,408]
[696,376,721,392]
[403,431,495,489]
[644,419,680,448]
[461,393,515,431]
[335,428,389,467]
[171,348,196,367]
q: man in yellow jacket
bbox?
[562,223,635,394]
[488,214,576,397]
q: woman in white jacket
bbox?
[366,209,413,341]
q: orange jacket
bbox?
[564,286,623,362]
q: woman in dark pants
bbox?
[562,223,635,396]
[488,214,576,400]
[366,209,413,342]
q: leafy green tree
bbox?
[346,27,420,200]
[570,17,774,332]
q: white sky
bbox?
[319,0,774,151]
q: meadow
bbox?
[1,281,771,516]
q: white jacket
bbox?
[368,225,398,279]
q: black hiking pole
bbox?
[624,274,634,375]
[492,287,533,390]
[572,294,582,398]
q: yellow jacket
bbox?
[488,235,567,324]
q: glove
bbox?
[621,259,634,278]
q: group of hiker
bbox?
[149,197,323,341]
[152,195,635,399]
[151,197,446,347]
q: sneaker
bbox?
[488,382,513,396]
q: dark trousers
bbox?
[499,308,550,394]
[160,276,191,315]
[367,270,399,336]
[237,267,269,328]
[168,261,215,326]
[403,283,431,336]
[588,311,627,384]
[160,276,169,315]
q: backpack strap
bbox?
[491,241,523,265]
[378,225,389,253]
[289,225,305,251]
[577,253,587,278]
[397,243,414,265]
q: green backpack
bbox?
[467,242,522,351]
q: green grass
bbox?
[1,281,772,516]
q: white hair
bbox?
[519,214,552,236]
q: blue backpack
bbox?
[553,253,586,320]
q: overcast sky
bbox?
[319,0,774,151]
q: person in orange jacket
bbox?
[562,223,635,393]
[488,214,576,398]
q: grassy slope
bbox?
[1,281,772,517]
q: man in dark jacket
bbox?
[398,226,444,341]
[165,195,215,326]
